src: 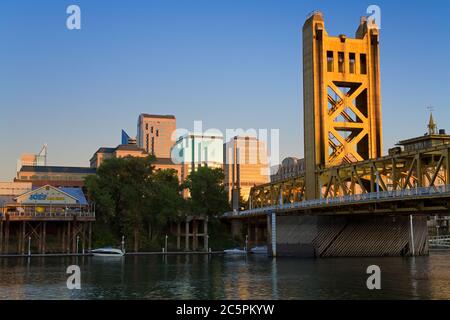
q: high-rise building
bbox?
[137,114,176,158]
[223,136,270,208]
[171,133,223,183]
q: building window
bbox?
[151,126,154,134]
[145,123,148,130]
[151,137,155,154]
[338,52,345,73]
[349,53,356,74]
[156,129,159,137]
[327,51,334,72]
[360,54,367,74]
[146,134,149,152]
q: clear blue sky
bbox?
[1,0,449,180]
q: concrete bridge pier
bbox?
[230,219,244,242]
[269,214,429,258]
[229,218,268,250]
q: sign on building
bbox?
[16,185,78,205]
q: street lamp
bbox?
[28,236,31,256]
[165,234,168,253]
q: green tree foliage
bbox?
[85,156,183,251]
[145,169,184,242]
[183,167,230,217]
[86,159,231,252]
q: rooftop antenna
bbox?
[37,144,48,166]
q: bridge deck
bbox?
[225,185,450,219]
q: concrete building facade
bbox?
[137,114,176,158]
[224,136,270,207]
[90,144,181,181]
[171,133,224,182]
[15,166,96,188]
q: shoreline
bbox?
[0,251,225,258]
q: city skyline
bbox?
[1,0,450,180]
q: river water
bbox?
[0,251,449,300]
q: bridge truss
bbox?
[249,144,450,209]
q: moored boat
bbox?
[250,246,268,254]
[223,248,247,254]
[91,247,124,257]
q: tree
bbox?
[183,167,230,217]
[144,169,184,242]
[85,156,183,251]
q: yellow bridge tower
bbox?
[302,12,382,199]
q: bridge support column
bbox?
[274,214,429,258]
[267,212,277,257]
[230,219,243,242]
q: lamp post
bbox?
[28,236,31,256]
[165,234,168,253]
[121,235,125,253]
[76,235,79,254]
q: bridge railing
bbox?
[224,185,450,217]
[429,235,450,248]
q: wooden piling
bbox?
[21,221,26,255]
[177,222,181,250]
[185,218,189,251]
[67,221,71,253]
[42,222,46,254]
[88,222,92,251]
[0,220,3,254]
[5,221,9,254]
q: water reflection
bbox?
[0,252,449,300]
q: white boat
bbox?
[250,246,268,254]
[223,248,247,254]
[91,247,124,257]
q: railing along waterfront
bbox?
[2,210,95,219]
[224,185,450,217]
[429,235,450,248]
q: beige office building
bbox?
[171,133,224,182]
[90,143,181,181]
[137,114,176,158]
[224,136,270,206]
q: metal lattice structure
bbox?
[302,12,382,199]
[249,145,450,208]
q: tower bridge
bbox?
[223,12,450,257]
